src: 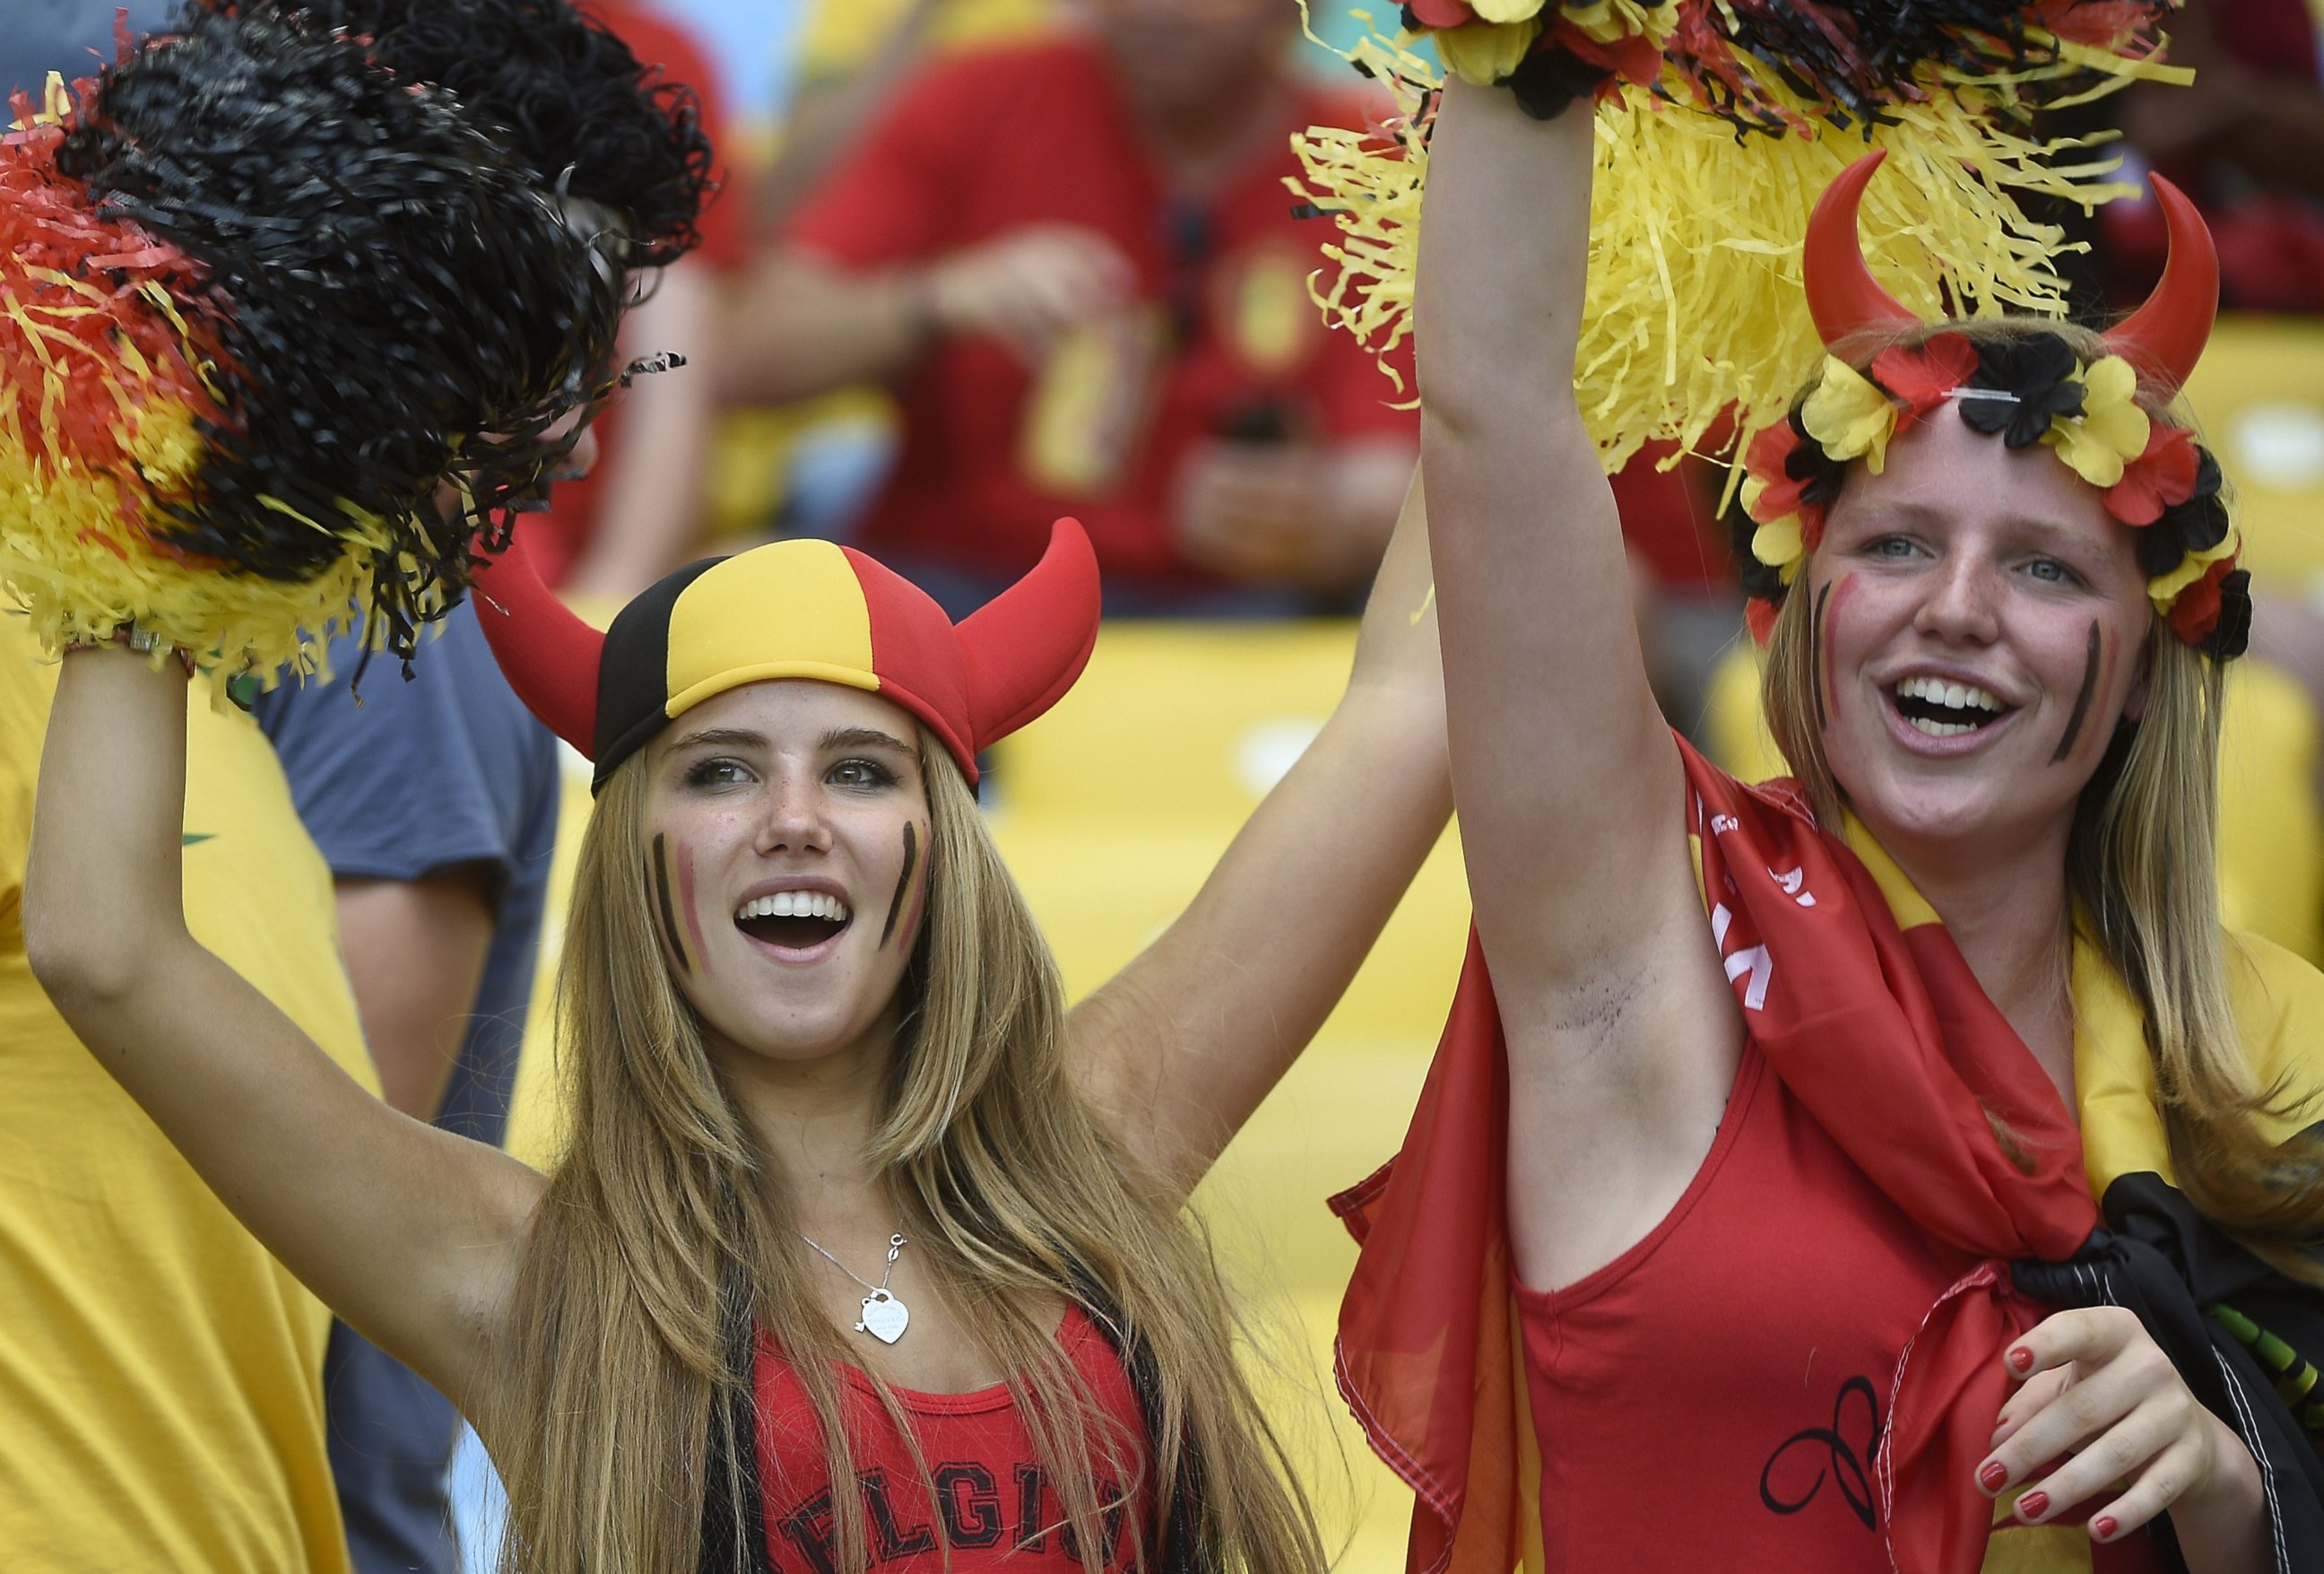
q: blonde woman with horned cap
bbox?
[1329,76,2324,1574]
[25,479,1452,1572]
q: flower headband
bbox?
[1735,153,2249,661]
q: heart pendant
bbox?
[855,1290,909,1344]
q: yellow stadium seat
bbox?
[2182,316,2324,596]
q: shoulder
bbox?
[893,34,1106,116]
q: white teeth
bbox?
[1893,674,2002,714]
[734,891,853,924]
[1908,717,1979,738]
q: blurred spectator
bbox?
[725,0,1418,617]
[1611,446,1740,743]
[0,637,376,1574]
[0,0,170,97]
[513,0,749,598]
[759,0,1055,227]
[2108,0,2324,310]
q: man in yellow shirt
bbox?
[0,614,375,1572]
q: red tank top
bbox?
[750,1307,1151,1574]
[1513,1045,2167,1573]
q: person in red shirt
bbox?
[727,0,1418,616]
[514,0,750,597]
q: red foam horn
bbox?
[955,517,1102,751]
[470,533,605,756]
[2102,176,2218,394]
[1804,151,1920,349]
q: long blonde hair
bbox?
[482,728,1323,1573]
[1761,317,2324,1265]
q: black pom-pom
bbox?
[56,10,624,658]
[2206,569,2253,661]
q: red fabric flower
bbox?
[2104,424,2200,526]
[1870,334,1980,434]
[2166,554,2237,645]
[2031,0,2147,47]
[1744,421,1814,522]
[1746,596,1781,646]
[1553,21,1665,89]
[1409,0,1479,25]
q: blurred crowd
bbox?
[3,1,2323,1571]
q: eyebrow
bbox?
[822,726,917,757]
[663,725,918,756]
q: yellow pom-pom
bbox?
[1289,28,2144,479]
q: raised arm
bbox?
[1069,466,1452,1195]
[22,647,542,1409]
[1418,84,1740,1283]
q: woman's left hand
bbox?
[1979,1307,2264,1553]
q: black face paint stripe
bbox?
[1810,579,1832,733]
[2051,621,2103,765]
[652,832,691,974]
[880,823,918,949]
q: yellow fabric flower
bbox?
[2043,355,2150,489]
[1471,0,1551,22]
[1751,515,1805,578]
[1435,19,1540,83]
[1802,356,1896,474]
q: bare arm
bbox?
[563,259,717,601]
[1069,466,1452,1194]
[1418,83,1739,1284]
[335,869,495,1121]
[23,648,541,1407]
[720,229,1132,406]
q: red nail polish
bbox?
[2019,1490,2051,1521]
[1979,1461,2008,1492]
[2007,1346,2034,1374]
[2093,1516,2119,1542]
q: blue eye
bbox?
[1866,535,1918,559]
[681,757,752,789]
[2025,559,2081,587]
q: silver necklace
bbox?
[799,1230,910,1344]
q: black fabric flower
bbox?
[1506,43,1614,120]
[2207,569,2253,662]
[1960,333,2085,448]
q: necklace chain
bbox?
[797,1229,906,1298]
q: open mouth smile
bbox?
[1886,675,2011,740]
[734,890,854,954]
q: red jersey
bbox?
[1512,1044,2164,1573]
[749,1306,1151,1574]
[785,35,1418,594]
[517,0,748,587]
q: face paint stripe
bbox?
[1810,578,1833,733]
[895,826,931,955]
[651,832,692,975]
[880,822,918,950]
[2051,620,2103,765]
[675,841,711,974]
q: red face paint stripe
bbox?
[1820,576,1853,728]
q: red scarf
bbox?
[1333,739,2101,1574]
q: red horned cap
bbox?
[957,518,1102,750]
[1803,151,1919,349]
[470,533,603,754]
[2102,175,2218,395]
